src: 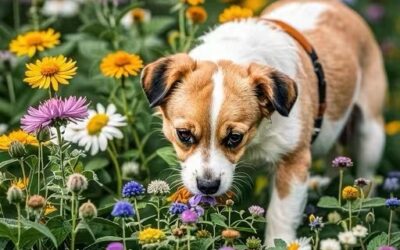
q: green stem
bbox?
[71,193,77,250]
[388,210,393,245]
[106,147,122,197]
[16,203,21,250]
[122,219,127,250]
[37,144,41,194]
[187,226,191,250]
[56,126,66,217]
[157,197,160,229]
[338,170,343,207]
[228,207,232,227]
[360,239,366,250]
[5,72,16,104]
[133,198,142,231]
[13,0,20,32]
[313,230,319,250]
[348,202,352,229]
[31,0,40,30]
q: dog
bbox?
[140,0,387,245]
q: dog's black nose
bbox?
[196,178,220,195]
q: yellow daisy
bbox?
[9,29,60,57]
[0,129,38,150]
[241,0,268,12]
[219,5,253,23]
[11,178,29,190]
[182,0,204,6]
[100,51,143,79]
[44,203,57,215]
[385,120,400,136]
[186,6,208,24]
[138,228,166,245]
[24,55,77,91]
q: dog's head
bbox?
[141,54,297,196]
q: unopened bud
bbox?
[66,173,88,194]
[79,200,97,220]
[7,186,24,204]
[225,199,234,207]
[172,227,184,238]
[8,141,26,158]
[327,211,342,224]
[27,195,45,210]
[365,212,375,224]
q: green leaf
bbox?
[233,227,256,233]
[367,232,388,250]
[156,147,178,166]
[210,213,227,227]
[46,216,71,246]
[144,17,175,34]
[21,219,58,247]
[274,239,287,248]
[86,158,109,171]
[78,40,109,59]
[0,219,17,243]
[362,197,386,208]
[191,238,215,249]
[0,159,19,170]
[317,196,340,209]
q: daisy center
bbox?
[41,63,60,76]
[114,55,131,67]
[26,33,44,46]
[287,242,300,250]
[87,114,109,135]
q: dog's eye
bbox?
[223,131,243,148]
[176,129,195,145]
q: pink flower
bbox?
[181,209,198,224]
[21,96,89,133]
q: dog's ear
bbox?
[140,53,196,108]
[248,63,298,117]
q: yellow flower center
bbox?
[114,55,131,67]
[287,242,300,250]
[87,114,109,135]
[26,33,44,46]
[40,63,60,76]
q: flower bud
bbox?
[79,200,97,220]
[8,141,27,158]
[27,195,45,210]
[246,236,262,250]
[365,212,375,224]
[66,173,88,194]
[225,199,234,207]
[37,128,50,143]
[172,227,184,238]
[222,229,240,240]
[7,186,24,204]
[196,229,211,238]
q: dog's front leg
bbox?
[265,149,311,246]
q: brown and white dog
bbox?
[140,0,387,245]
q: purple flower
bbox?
[189,194,216,206]
[383,177,400,192]
[332,156,353,168]
[365,4,385,23]
[248,205,265,217]
[181,209,198,224]
[378,246,397,250]
[21,96,89,133]
[122,181,145,198]
[309,215,324,230]
[106,242,124,250]
[111,201,135,217]
[169,202,188,215]
[388,171,400,178]
[219,247,235,250]
[385,198,400,209]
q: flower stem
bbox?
[187,226,191,250]
[56,126,66,217]
[16,203,21,250]
[313,230,320,250]
[338,169,343,207]
[122,218,127,250]
[107,147,122,197]
[13,0,20,32]
[388,210,393,245]
[228,207,232,227]
[31,0,40,30]
[133,198,142,231]
[5,72,16,104]
[71,193,77,250]
[360,239,366,250]
[157,197,160,229]
[348,202,352,229]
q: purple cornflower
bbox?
[189,194,216,207]
[365,3,385,23]
[383,177,400,192]
[385,198,400,209]
[169,202,188,215]
[106,242,124,250]
[122,181,145,198]
[248,205,265,217]
[181,209,198,224]
[378,246,397,250]
[21,96,88,133]
[111,201,135,217]
[332,156,353,168]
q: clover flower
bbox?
[169,202,188,215]
[309,214,324,230]
[111,201,135,218]
[248,205,265,217]
[352,225,368,238]
[147,180,170,196]
[332,156,353,168]
[342,186,359,201]
[320,238,341,250]
[122,180,145,198]
[180,209,198,224]
[338,231,356,245]
[385,197,400,209]
[383,177,400,192]
[138,228,166,245]
[106,242,124,250]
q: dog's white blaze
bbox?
[210,69,225,143]
[265,2,329,31]
[181,150,202,194]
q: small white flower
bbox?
[320,238,341,250]
[121,8,151,28]
[0,124,8,135]
[308,175,331,190]
[64,103,126,155]
[287,237,312,250]
[352,225,368,238]
[42,0,80,17]
[122,161,140,179]
[338,231,356,245]
[327,211,342,224]
[147,180,170,195]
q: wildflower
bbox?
[79,200,97,220]
[66,173,88,194]
[169,202,188,215]
[241,0,268,12]
[21,96,89,134]
[338,231,356,246]
[147,180,170,196]
[365,212,375,224]
[332,156,353,168]
[64,103,126,155]
[246,236,262,250]
[44,203,57,215]
[320,238,341,250]
[121,8,151,28]
[226,199,234,206]
[182,0,204,6]
[354,178,370,188]
[196,229,211,238]
[27,195,45,210]
[172,227,184,238]
[167,187,192,204]
[342,186,359,201]
[122,180,145,198]
[286,237,311,250]
[9,29,60,57]
[352,225,368,238]
[308,175,331,191]
[11,178,29,190]
[383,177,400,192]
[378,246,397,250]
[386,121,400,135]
[385,197,400,209]
[309,214,324,230]
[189,194,216,206]
[106,242,124,250]
[7,186,24,204]
[248,205,265,217]
[42,0,80,17]
[0,130,38,150]
[100,51,143,79]
[122,161,140,179]
[111,201,135,217]
[8,141,27,158]
[24,55,77,91]
[219,5,253,23]
[186,6,208,24]
[222,229,240,240]
[181,209,198,224]
[138,228,166,244]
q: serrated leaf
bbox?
[367,232,388,250]
[317,196,340,208]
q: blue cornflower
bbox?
[169,202,188,215]
[383,177,400,192]
[111,201,135,217]
[385,197,400,209]
[122,181,145,198]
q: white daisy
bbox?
[308,175,331,191]
[121,8,151,28]
[320,238,341,250]
[42,0,80,17]
[352,225,368,238]
[338,231,356,245]
[64,103,126,155]
[287,237,312,250]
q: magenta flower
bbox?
[106,242,124,250]
[181,209,198,224]
[332,156,353,168]
[21,96,89,133]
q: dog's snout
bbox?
[196,178,221,195]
